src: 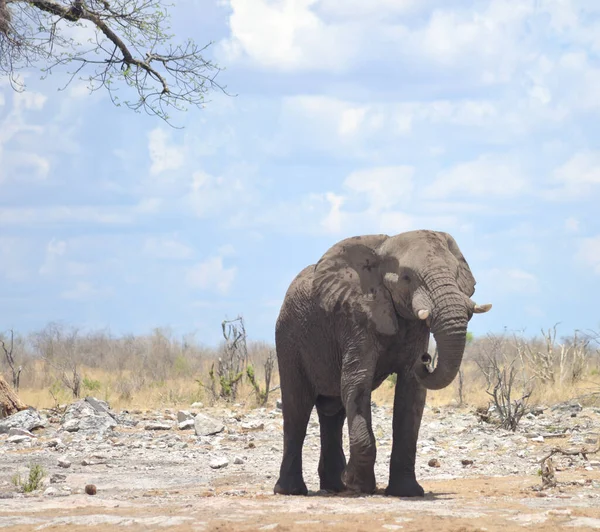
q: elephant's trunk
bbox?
[413,272,469,391]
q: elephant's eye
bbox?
[401,274,411,283]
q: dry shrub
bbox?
[5,322,599,412]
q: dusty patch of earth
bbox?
[1,400,599,531]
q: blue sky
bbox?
[1,0,599,345]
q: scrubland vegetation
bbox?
[2,320,599,419]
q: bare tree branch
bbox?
[0,0,229,125]
[1,329,22,391]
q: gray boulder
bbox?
[194,413,224,437]
[0,408,47,434]
[60,398,117,435]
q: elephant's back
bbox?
[276,265,315,331]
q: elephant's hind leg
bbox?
[274,371,315,496]
[316,396,346,492]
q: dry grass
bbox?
[3,323,600,414]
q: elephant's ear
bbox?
[442,233,476,297]
[313,235,398,336]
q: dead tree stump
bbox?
[0,374,27,418]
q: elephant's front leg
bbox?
[341,359,377,494]
[386,368,427,497]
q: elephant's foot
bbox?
[342,466,376,494]
[274,476,308,496]
[319,476,345,493]
[385,475,425,497]
[318,454,346,493]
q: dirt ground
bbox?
[1,401,600,531]
[2,471,600,531]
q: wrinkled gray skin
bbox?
[274,230,492,497]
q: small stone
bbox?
[194,414,224,437]
[234,456,244,465]
[276,400,283,410]
[428,459,441,468]
[241,421,264,432]
[62,419,80,432]
[85,484,97,495]
[44,486,70,497]
[57,458,71,469]
[50,474,67,484]
[7,434,30,444]
[247,442,256,449]
[8,428,36,438]
[46,438,62,448]
[178,420,195,431]
[191,402,204,409]
[547,509,572,517]
[531,436,545,443]
[177,410,194,423]
[461,459,474,466]
[209,456,229,470]
[145,423,172,431]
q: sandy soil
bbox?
[1,471,600,531]
[1,401,600,531]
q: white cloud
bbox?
[320,193,345,234]
[0,237,32,282]
[316,0,424,19]
[61,281,106,301]
[187,170,250,218]
[219,0,537,82]
[0,200,158,227]
[426,154,528,198]
[546,151,600,199]
[0,90,50,183]
[143,236,193,260]
[565,217,580,233]
[13,92,47,111]
[148,128,185,176]
[577,236,600,275]
[344,166,414,211]
[219,0,359,72]
[39,239,67,275]
[187,252,237,294]
[483,268,540,293]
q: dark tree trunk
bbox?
[0,374,27,418]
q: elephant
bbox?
[273,229,491,497]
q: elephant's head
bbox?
[313,230,491,391]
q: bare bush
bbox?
[33,323,82,398]
[1,329,22,391]
[516,324,593,386]
[247,350,276,407]
[474,333,533,431]
[199,316,249,402]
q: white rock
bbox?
[7,434,31,444]
[209,456,229,469]
[57,458,71,469]
[178,420,195,431]
[194,414,224,437]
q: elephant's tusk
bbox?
[473,303,492,314]
[421,353,435,373]
[417,309,430,320]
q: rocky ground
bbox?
[1,397,600,531]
